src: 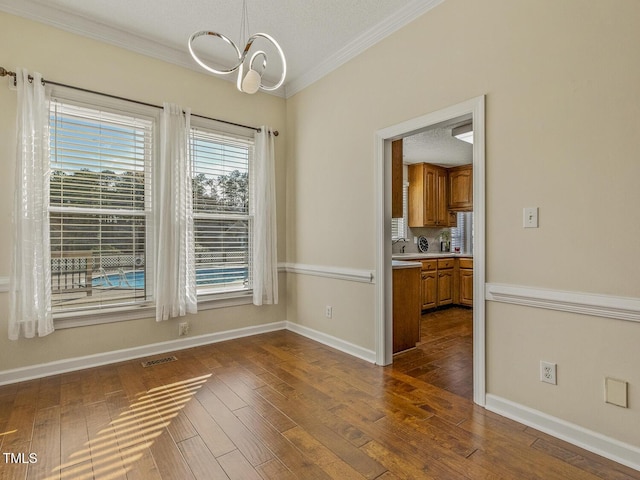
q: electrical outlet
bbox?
[178,322,189,337]
[540,361,557,385]
[325,306,333,319]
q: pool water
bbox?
[93,267,248,289]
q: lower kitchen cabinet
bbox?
[419,256,473,311]
[459,258,474,306]
[421,270,437,310]
[437,269,454,306]
[436,258,454,306]
[393,266,421,354]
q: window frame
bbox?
[49,87,158,327]
[188,116,256,302]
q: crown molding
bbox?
[0,0,442,99]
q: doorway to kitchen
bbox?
[374,95,486,406]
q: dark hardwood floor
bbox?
[1,321,638,479]
[393,307,473,400]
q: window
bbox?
[49,98,154,315]
[47,91,256,320]
[190,125,253,295]
[450,211,473,254]
[391,182,408,240]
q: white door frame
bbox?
[374,95,486,406]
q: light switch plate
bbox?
[523,207,539,228]
[605,377,628,408]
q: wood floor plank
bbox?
[252,386,386,479]
[331,403,485,480]
[195,384,272,466]
[233,406,332,480]
[216,449,262,480]
[103,390,162,480]
[180,389,235,458]
[59,404,89,470]
[147,428,195,480]
[1,404,36,451]
[27,406,61,480]
[203,374,247,411]
[0,440,31,480]
[360,440,441,480]
[177,436,230,480]
[213,368,296,433]
[283,425,369,479]
[84,401,127,480]
[255,458,297,480]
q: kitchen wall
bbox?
[0,12,287,372]
[285,0,640,451]
[392,226,453,255]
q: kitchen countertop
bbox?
[392,260,422,269]
[392,253,473,260]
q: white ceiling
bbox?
[403,115,472,166]
[0,0,444,97]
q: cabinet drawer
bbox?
[437,258,455,269]
[421,260,437,271]
[459,258,473,269]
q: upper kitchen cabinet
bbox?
[408,163,453,227]
[392,139,403,218]
[448,164,473,211]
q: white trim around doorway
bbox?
[374,95,486,406]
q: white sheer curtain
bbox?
[9,69,54,340]
[155,103,197,321]
[252,127,279,305]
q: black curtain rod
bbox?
[0,66,278,136]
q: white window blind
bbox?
[450,211,473,254]
[391,182,408,240]
[49,100,153,314]
[190,127,253,294]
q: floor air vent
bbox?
[141,356,178,368]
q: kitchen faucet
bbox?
[392,238,408,253]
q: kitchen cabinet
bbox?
[448,164,473,211]
[458,258,474,306]
[420,260,437,310]
[392,139,403,218]
[393,265,421,354]
[415,256,473,310]
[408,163,453,227]
[436,258,454,306]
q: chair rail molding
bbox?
[486,283,640,323]
[284,262,374,284]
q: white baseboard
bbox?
[485,394,640,472]
[0,321,287,386]
[285,321,377,364]
[0,320,378,386]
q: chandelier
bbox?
[188,0,286,94]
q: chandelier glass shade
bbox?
[188,5,286,94]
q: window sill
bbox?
[54,291,254,330]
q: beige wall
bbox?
[0,12,287,371]
[285,0,640,446]
[2,0,640,452]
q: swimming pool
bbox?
[93,267,248,289]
